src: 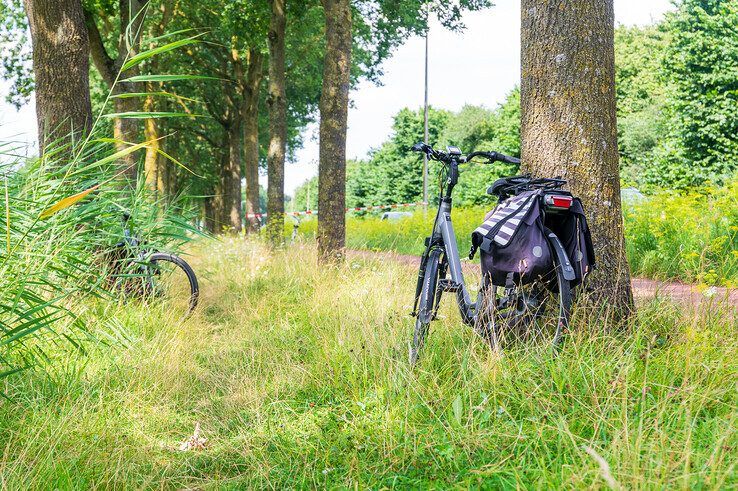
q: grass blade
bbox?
[121,37,202,72]
[103,112,203,119]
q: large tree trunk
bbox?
[24,0,93,156]
[520,0,633,313]
[266,0,287,248]
[242,50,264,234]
[317,0,351,262]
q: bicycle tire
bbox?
[488,242,572,354]
[410,248,443,365]
[146,252,200,315]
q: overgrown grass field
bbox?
[1,239,735,488]
[295,181,738,286]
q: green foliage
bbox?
[614,2,738,189]
[294,88,521,210]
[614,25,669,185]
[0,0,32,107]
[623,181,738,286]
[657,0,738,187]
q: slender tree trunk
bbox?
[266,0,287,248]
[113,0,147,182]
[142,0,171,195]
[520,0,633,313]
[143,88,160,194]
[242,50,264,234]
[203,194,217,233]
[221,123,243,234]
[317,0,351,262]
[213,142,228,232]
[23,0,93,156]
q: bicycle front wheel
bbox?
[410,248,443,365]
[144,252,199,318]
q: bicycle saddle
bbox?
[487,176,530,197]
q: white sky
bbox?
[0,0,673,195]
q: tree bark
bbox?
[213,140,228,232]
[520,0,633,313]
[143,87,160,194]
[242,50,264,234]
[221,123,243,234]
[266,0,287,248]
[143,1,172,195]
[317,0,351,262]
[23,0,93,156]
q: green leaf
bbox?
[122,74,223,83]
[68,140,150,176]
[103,112,202,119]
[145,28,200,46]
[452,395,463,426]
[121,37,202,72]
[156,148,202,177]
[110,92,200,103]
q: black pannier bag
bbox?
[543,196,595,287]
[471,190,553,287]
[470,190,595,288]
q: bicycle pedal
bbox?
[438,279,460,292]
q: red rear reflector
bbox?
[546,195,573,208]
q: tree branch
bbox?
[84,8,117,88]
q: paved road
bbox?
[348,249,738,309]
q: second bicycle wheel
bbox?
[409,248,443,365]
[142,252,199,320]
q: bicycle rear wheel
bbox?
[410,248,443,365]
[489,252,572,354]
[143,252,199,318]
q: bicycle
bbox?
[105,212,199,317]
[409,143,584,364]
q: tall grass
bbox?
[0,30,203,384]
[0,140,196,383]
[0,239,734,488]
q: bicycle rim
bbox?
[491,264,571,355]
[144,253,199,320]
[409,249,442,365]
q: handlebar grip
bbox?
[411,142,430,153]
[499,154,520,165]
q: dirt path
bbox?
[348,249,738,308]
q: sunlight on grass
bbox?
[0,238,735,488]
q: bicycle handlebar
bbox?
[411,142,520,165]
[466,151,520,165]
